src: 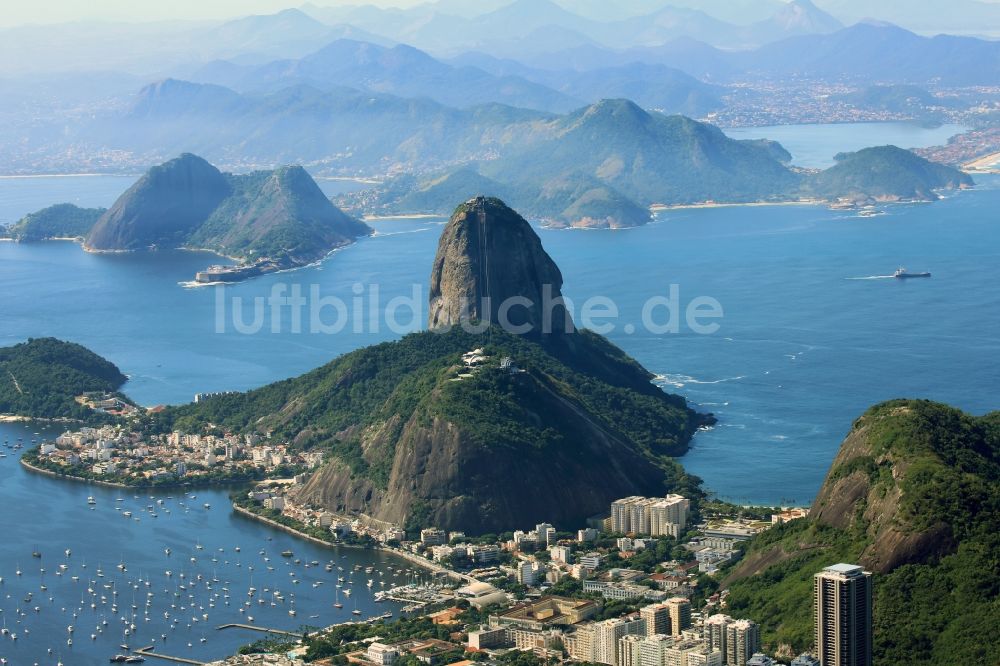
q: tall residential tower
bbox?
[813,564,873,666]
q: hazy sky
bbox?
[0,0,428,27]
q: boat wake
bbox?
[372,227,432,237]
[654,373,747,388]
[845,275,895,280]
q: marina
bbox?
[0,419,436,665]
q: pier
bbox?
[216,622,305,638]
[134,645,207,665]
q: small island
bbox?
[4,154,373,284]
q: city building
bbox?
[584,580,665,601]
[618,633,676,666]
[420,528,447,546]
[550,545,572,563]
[492,596,598,632]
[725,619,761,666]
[746,654,778,666]
[467,544,500,564]
[814,564,873,666]
[454,581,508,610]
[665,597,692,637]
[665,639,713,666]
[686,648,724,666]
[610,495,690,537]
[791,656,820,666]
[366,643,401,666]
[536,522,556,546]
[703,614,732,656]
[467,626,507,650]
[595,616,647,666]
[516,561,538,586]
[640,603,671,636]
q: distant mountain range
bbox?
[815,0,1000,34]
[73,85,973,228]
[303,0,843,54]
[189,39,580,113]
[365,101,971,227]
[190,39,725,116]
[107,78,550,171]
[509,22,1000,86]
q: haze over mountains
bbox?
[1,0,997,204]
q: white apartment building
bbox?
[366,643,400,666]
[610,495,690,537]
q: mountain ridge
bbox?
[722,399,1000,663]
[161,198,710,533]
[84,153,371,276]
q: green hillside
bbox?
[0,338,127,419]
[85,154,370,264]
[723,400,1000,664]
[807,145,973,201]
[2,204,105,241]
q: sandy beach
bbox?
[650,199,824,212]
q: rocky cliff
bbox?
[171,198,710,533]
[86,153,232,251]
[428,197,572,334]
[722,399,1000,661]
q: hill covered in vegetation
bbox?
[807,145,974,202]
[0,338,127,419]
[154,198,710,532]
[722,399,1000,664]
[358,101,971,227]
[84,153,370,266]
[1,204,106,241]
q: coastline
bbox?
[231,503,460,580]
[964,150,1000,172]
[178,241,355,288]
[1,414,82,424]
[363,213,444,221]
[19,454,267,490]
[20,456,132,488]
[650,199,823,212]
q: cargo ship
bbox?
[893,267,931,279]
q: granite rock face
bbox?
[86,153,231,251]
[428,196,573,335]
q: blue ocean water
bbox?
[1,124,999,661]
[723,122,967,168]
[1,158,998,508]
[0,419,424,664]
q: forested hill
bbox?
[1,204,105,241]
[722,399,1000,664]
[0,338,127,419]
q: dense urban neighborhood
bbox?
[222,482,837,666]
